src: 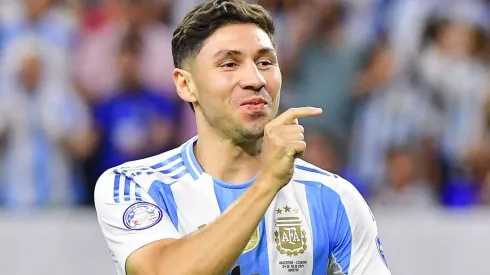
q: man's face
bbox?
[189,24,281,143]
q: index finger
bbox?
[270,107,323,126]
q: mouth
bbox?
[240,97,268,107]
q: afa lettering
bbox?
[229,265,260,275]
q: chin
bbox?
[240,123,266,139]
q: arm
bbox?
[127,173,278,275]
[95,170,280,275]
[327,179,391,275]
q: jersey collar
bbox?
[180,135,260,187]
[181,136,204,180]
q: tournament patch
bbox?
[123,202,163,230]
[376,235,388,267]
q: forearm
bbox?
[154,175,278,275]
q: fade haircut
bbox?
[172,0,275,70]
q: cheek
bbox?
[265,69,282,98]
[198,74,235,107]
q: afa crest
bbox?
[273,205,307,256]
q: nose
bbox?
[239,62,266,92]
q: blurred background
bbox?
[0,0,489,274]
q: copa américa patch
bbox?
[123,202,163,230]
[376,235,388,267]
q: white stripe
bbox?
[131,173,154,190]
[171,173,221,235]
[129,181,136,201]
[265,182,314,275]
[291,182,313,274]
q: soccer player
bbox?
[94,1,391,274]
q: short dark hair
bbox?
[172,0,275,70]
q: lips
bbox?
[240,97,268,106]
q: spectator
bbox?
[75,0,175,104]
[286,1,364,159]
[349,43,440,190]
[0,45,93,209]
[0,0,76,95]
[303,129,369,198]
[92,31,180,175]
[441,93,490,207]
[417,14,489,173]
[372,146,437,208]
[464,93,490,195]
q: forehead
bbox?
[197,24,274,59]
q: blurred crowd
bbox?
[0,0,489,211]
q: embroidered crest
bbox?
[123,202,162,230]
[274,205,307,256]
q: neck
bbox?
[194,114,263,184]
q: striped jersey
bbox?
[94,136,391,275]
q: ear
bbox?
[173,68,198,105]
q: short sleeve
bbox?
[327,179,391,275]
[94,170,181,274]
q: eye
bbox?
[221,61,238,68]
[257,60,273,69]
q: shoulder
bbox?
[293,159,368,209]
[94,145,186,204]
[293,159,377,239]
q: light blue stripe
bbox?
[331,208,352,275]
[256,219,270,275]
[124,177,131,201]
[113,173,121,203]
[135,184,142,201]
[148,180,179,228]
[213,184,269,274]
[299,180,335,274]
[170,170,189,180]
[295,164,333,177]
[159,161,184,174]
[181,141,199,180]
[298,180,351,273]
[150,152,181,169]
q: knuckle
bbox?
[297,141,307,150]
[297,125,305,133]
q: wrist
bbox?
[253,172,282,196]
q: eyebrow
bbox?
[212,47,276,61]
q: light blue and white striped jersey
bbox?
[95,136,391,275]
